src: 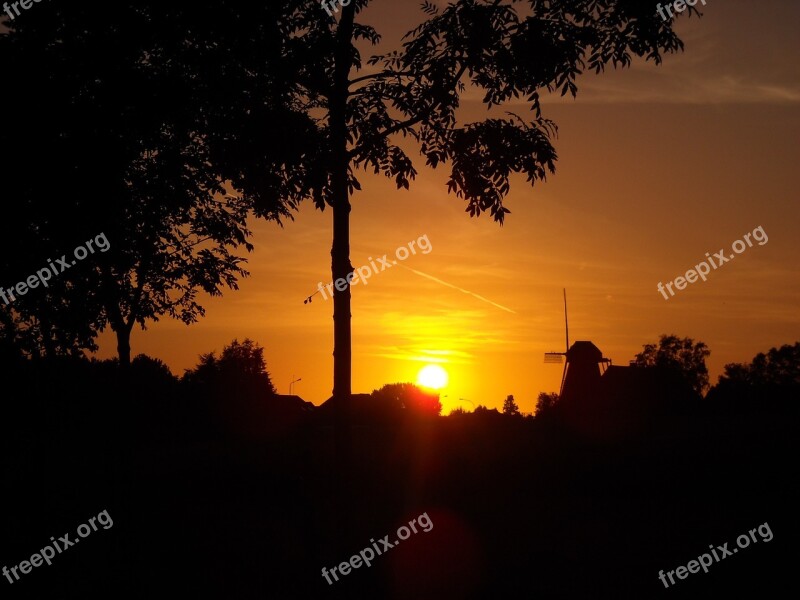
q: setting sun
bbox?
[417,364,449,390]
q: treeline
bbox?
[4,335,797,436]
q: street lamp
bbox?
[289,376,302,395]
[443,395,474,413]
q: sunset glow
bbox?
[3,2,797,596]
[78,1,797,413]
[417,364,449,390]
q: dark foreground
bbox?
[2,364,798,600]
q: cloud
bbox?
[550,74,800,105]
[367,342,476,365]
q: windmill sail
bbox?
[543,289,569,361]
[543,289,570,392]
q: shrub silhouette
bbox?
[371,383,442,417]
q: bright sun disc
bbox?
[417,364,449,390]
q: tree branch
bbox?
[348,71,416,87]
[369,62,468,144]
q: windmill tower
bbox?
[544,290,611,402]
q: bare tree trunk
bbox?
[328,3,357,562]
[105,301,132,369]
[330,7,356,402]
[116,326,132,368]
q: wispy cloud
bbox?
[547,74,800,105]
[370,345,474,365]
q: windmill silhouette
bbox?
[544,289,611,402]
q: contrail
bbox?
[396,264,516,314]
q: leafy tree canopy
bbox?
[183,339,277,396]
[718,343,800,388]
[536,391,560,417]
[632,334,710,395]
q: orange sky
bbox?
[95,1,800,413]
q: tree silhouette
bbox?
[183,338,277,397]
[0,0,695,387]
[720,342,800,387]
[536,391,560,417]
[503,394,520,415]
[632,334,710,395]
[130,354,178,385]
[254,0,693,399]
[708,342,800,407]
[0,278,99,360]
[0,3,297,365]
[371,382,442,417]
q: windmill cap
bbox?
[566,341,606,362]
